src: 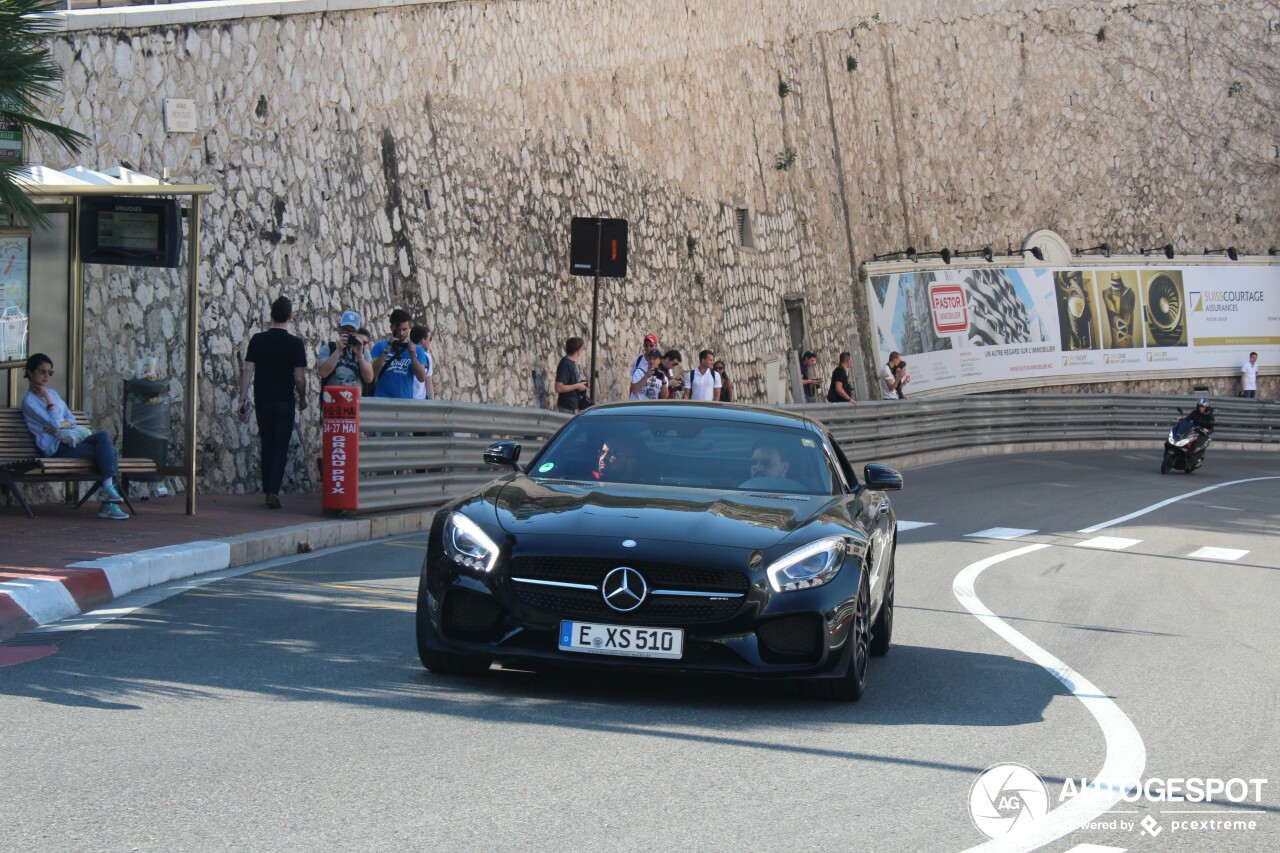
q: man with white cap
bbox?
[317,309,374,396]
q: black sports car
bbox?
[415,401,902,700]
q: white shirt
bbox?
[880,363,898,400]
[686,366,722,401]
[630,365,666,400]
[412,351,434,399]
[1241,360,1258,392]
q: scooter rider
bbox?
[1189,398,1215,433]
[1182,399,1213,450]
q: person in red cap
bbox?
[630,333,660,374]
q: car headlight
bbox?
[766,536,847,593]
[443,512,500,573]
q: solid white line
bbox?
[897,521,935,531]
[955,545,1146,853]
[1077,477,1280,533]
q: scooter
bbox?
[1161,409,1211,474]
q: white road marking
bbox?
[1077,476,1280,533]
[967,527,1038,540]
[1076,537,1141,551]
[1187,546,1248,561]
[954,545,1146,853]
[897,521,935,531]
[958,475,1280,851]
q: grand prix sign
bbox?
[322,386,360,511]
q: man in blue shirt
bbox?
[370,308,429,398]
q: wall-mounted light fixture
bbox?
[1269,246,1278,256]
[1203,247,1239,261]
[1141,243,1175,260]
[1077,242,1111,257]
[953,247,995,263]
[1016,246,1045,261]
[872,247,917,262]
[915,248,952,264]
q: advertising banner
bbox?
[322,386,360,511]
[867,265,1279,395]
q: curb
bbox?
[0,509,436,643]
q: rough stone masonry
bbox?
[32,0,1279,493]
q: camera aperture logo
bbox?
[969,763,1050,839]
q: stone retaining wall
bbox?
[32,0,1277,492]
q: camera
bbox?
[346,334,363,349]
[389,339,408,354]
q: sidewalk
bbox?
[0,491,435,642]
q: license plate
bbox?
[559,621,684,659]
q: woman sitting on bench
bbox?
[20,353,130,520]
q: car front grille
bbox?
[507,556,749,624]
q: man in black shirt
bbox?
[827,351,858,405]
[800,350,821,403]
[237,296,308,508]
[554,336,589,414]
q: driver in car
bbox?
[742,443,806,491]
[595,434,642,483]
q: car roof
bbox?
[578,401,825,433]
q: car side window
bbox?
[827,435,858,490]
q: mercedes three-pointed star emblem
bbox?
[601,566,647,612]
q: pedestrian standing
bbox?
[685,349,723,401]
[827,352,858,405]
[800,351,821,403]
[316,309,373,402]
[237,296,308,509]
[1240,352,1258,398]
[555,336,590,414]
[630,333,660,374]
[713,360,734,402]
[370,308,428,399]
[880,351,904,400]
[629,348,669,400]
[410,324,435,400]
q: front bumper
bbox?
[420,535,865,680]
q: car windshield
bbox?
[529,415,837,495]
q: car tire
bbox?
[870,544,894,658]
[416,586,492,676]
[800,567,870,702]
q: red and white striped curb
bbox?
[0,541,231,642]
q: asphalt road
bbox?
[1,449,1277,852]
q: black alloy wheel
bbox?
[870,543,895,657]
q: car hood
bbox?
[492,476,833,549]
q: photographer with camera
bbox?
[370,308,429,399]
[629,348,669,400]
[316,309,374,402]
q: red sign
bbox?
[322,386,360,511]
[929,283,969,334]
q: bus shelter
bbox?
[4,165,213,515]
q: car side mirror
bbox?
[863,463,903,491]
[484,440,522,470]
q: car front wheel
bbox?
[801,567,870,702]
[870,544,894,657]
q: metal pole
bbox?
[184,195,201,515]
[588,220,602,400]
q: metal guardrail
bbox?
[341,395,1277,514]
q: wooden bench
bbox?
[0,407,158,519]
